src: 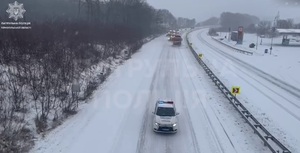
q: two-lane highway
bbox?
[31,32,268,153]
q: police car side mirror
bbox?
[152,112,155,114]
[176,112,180,115]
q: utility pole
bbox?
[270,37,273,55]
[255,24,259,50]
[228,27,231,41]
[270,28,274,55]
[270,12,279,55]
[256,35,258,50]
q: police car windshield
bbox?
[156,107,175,116]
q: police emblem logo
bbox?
[6,1,26,21]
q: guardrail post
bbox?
[245,114,252,118]
[241,110,249,114]
[265,135,273,140]
[254,124,261,128]
[235,102,241,106]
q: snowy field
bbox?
[30,32,270,153]
[188,28,300,152]
[215,32,300,87]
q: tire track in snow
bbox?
[108,68,157,153]
[172,46,202,153]
[109,41,170,153]
[136,39,204,153]
[176,47,225,153]
[135,44,168,153]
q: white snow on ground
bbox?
[215,32,300,87]
[31,33,270,153]
[188,28,300,152]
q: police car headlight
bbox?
[155,123,160,126]
[173,124,177,127]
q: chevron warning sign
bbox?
[231,86,241,95]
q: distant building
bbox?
[276,29,300,46]
[231,31,238,41]
[230,26,244,44]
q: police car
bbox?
[152,100,179,133]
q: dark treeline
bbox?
[177,17,196,28]
[200,12,300,38]
[197,12,259,33]
[0,0,163,51]
[219,12,260,32]
[196,17,219,27]
[0,0,178,152]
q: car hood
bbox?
[155,115,177,124]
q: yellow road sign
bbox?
[231,86,241,95]
[198,54,203,59]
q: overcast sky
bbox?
[146,0,300,23]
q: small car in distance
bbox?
[153,100,179,133]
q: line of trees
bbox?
[177,17,196,28]
[200,12,300,37]
[0,0,178,152]
[219,12,260,32]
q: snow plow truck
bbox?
[172,35,182,46]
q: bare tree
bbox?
[6,68,26,112]
[277,19,294,29]
[257,20,272,35]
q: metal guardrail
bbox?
[185,32,291,153]
[211,37,253,55]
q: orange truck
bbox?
[172,35,182,45]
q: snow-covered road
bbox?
[31,33,269,153]
[188,28,300,152]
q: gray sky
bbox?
[146,0,300,23]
